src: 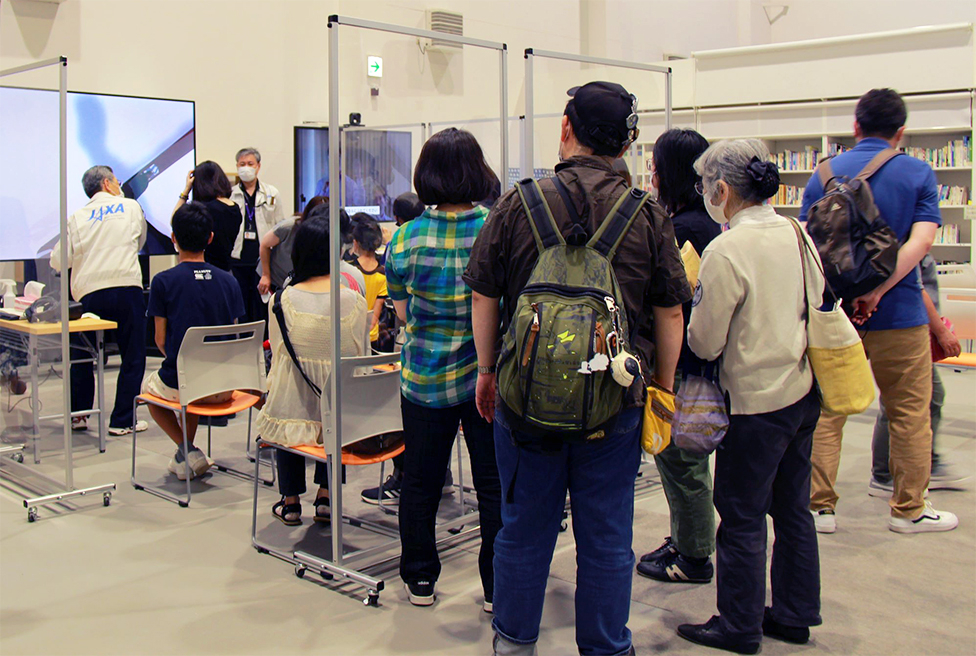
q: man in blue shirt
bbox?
[800,89,957,535]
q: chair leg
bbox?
[207,421,212,459]
[181,407,192,507]
[130,397,193,507]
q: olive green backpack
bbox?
[496,178,649,440]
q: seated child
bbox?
[144,201,245,479]
[256,216,368,525]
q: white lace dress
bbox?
[256,286,368,447]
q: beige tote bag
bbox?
[789,219,875,415]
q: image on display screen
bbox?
[0,86,195,261]
[294,126,412,221]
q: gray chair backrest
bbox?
[175,321,267,406]
[319,351,403,456]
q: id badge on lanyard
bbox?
[244,200,258,241]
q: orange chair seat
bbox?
[938,352,976,368]
[137,390,262,416]
[262,441,405,466]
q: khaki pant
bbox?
[810,325,932,519]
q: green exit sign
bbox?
[367,56,383,78]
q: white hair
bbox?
[82,165,115,198]
[235,147,261,164]
[694,139,775,203]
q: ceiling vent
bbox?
[423,9,463,52]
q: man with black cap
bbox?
[465,82,690,656]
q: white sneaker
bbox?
[108,420,149,436]
[928,464,972,490]
[889,501,958,534]
[167,456,194,481]
[868,479,928,499]
[71,416,89,432]
[868,478,893,498]
[811,509,836,534]
[186,448,213,477]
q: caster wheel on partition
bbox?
[27,508,37,523]
[103,493,111,507]
[559,522,568,532]
[448,526,463,535]
[262,480,274,487]
[320,571,334,581]
[295,565,307,579]
[365,592,380,607]
[15,453,24,463]
[256,547,269,554]
[178,501,189,508]
[133,484,144,491]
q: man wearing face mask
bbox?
[230,147,286,324]
[51,165,149,435]
[466,82,690,656]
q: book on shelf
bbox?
[903,137,971,168]
[936,185,970,206]
[933,223,960,245]
[770,147,820,172]
[771,184,803,206]
[827,143,850,157]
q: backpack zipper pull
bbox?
[522,304,541,367]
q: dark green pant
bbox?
[653,438,716,559]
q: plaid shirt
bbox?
[386,205,488,407]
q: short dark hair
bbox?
[855,89,907,139]
[172,201,213,252]
[352,215,383,253]
[414,128,499,206]
[290,217,331,284]
[653,128,710,215]
[565,100,619,156]
[191,160,232,202]
[393,192,425,225]
[305,202,352,242]
[300,195,328,223]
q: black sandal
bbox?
[272,499,302,526]
[313,496,331,524]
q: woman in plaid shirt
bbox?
[385,128,502,611]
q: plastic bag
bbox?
[672,375,729,455]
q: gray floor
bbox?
[1,359,974,656]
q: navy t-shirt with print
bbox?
[147,262,245,389]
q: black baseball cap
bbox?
[566,82,639,151]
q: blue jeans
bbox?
[492,407,642,656]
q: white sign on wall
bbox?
[367,56,383,78]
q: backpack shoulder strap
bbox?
[816,158,835,190]
[855,148,901,181]
[587,187,649,259]
[515,178,564,252]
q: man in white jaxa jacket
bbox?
[51,165,149,435]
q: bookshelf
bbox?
[627,91,974,265]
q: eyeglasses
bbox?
[694,181,705,196]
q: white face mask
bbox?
[238,166,257,183]
[704,182,728,225]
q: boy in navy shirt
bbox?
[144,202,245,479]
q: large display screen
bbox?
[294,126,412,221]
[0,87,195,260]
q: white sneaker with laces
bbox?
[108,420,149,436]
[186,448,213,477]
[889,501,958,534]
[167,456,193,481]
[811,509,836,534]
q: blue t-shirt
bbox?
[799,138,941,330]
[147,261,245,388]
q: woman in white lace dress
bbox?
[256,215,367,525]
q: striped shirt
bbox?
[386,205,488,407]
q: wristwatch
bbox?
[179,193,189,200]
[478,365,496,375]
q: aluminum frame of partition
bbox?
[0,57,116,521]
[522,48,672,180]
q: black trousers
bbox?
[231,263,267,329]
[276,449,328,497]
[398,395,502,597]
[71,286,146,428]
[714,388,822,639]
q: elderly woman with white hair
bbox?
[677,139,826,655]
